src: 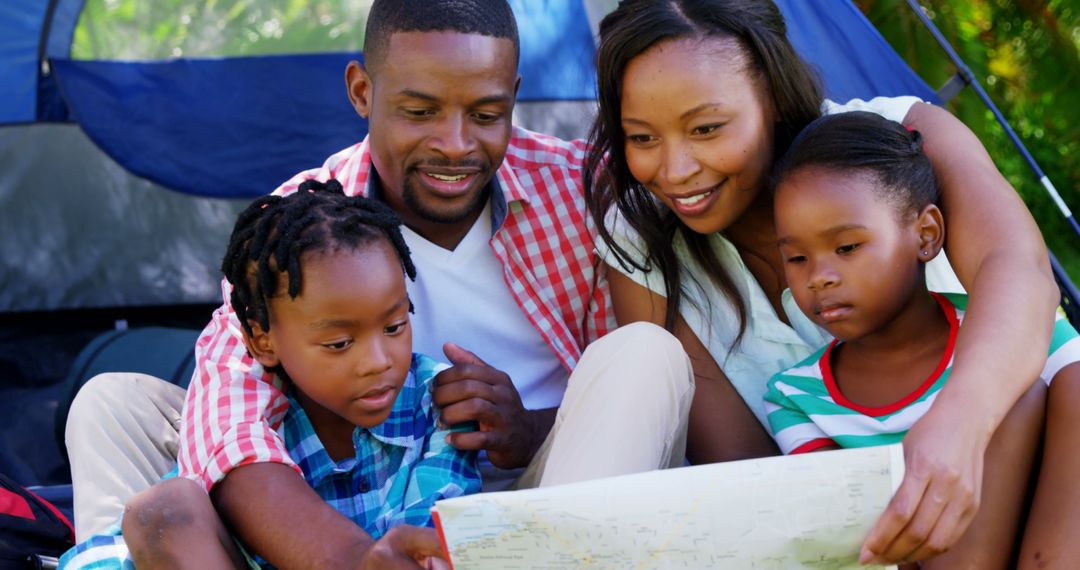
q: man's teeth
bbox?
[675,190,712,206]
[427,173,468,182]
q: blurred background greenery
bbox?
[856,0,1080,283]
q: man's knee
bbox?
[66,373,138,443]
[122,478,211,543]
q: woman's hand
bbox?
[859,406,991,564]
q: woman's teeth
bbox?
[675,190,712,206]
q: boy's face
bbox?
[254,241,413,429]
[774,167,925,342]
[347,31,519,236]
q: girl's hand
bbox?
[859,407,990,565]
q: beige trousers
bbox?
[66,321,694,539]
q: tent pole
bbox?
[904,0,1080,243]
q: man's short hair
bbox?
[364,0,520,72]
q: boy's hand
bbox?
[434,343,549,469]
[359,526,447,569]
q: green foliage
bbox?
[856,0,1080,283]
[71,0,373,60]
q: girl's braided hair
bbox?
[221,179,416,336]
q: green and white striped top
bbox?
[765,292,1080,455]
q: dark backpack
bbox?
[0,474,73,569]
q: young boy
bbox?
[60,180,480,568]
[765,112,1080,568]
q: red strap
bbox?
[0,487,35,521]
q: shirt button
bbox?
[357,479,370,493]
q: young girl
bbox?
[60,180,480,569]
[765,111,1080,568]
[585,0,1060,563]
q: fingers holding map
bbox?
[433,445,903,569]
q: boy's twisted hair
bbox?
[221,179,416,336]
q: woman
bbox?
[584,0,1058,565]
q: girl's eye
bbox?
[836,243,861,255]
[322,339,353,351]
[785,255,807,264]
[385,321,408,335]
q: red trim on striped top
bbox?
[790,438,837,454]
[821,292,958,417]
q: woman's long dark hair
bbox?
[584,0,824,342]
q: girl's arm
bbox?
[607,266,778,463]
[861,102,1059,565]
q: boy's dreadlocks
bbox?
[221,179,416,336]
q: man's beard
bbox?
[402,171,492,225]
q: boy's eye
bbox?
[836,243,861,255]
[322,339,353,351]
[785,255,807,264]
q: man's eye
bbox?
[403,108,435,118]
[472,112,501,124]
[836,243,861,255]
[322,339,352,351]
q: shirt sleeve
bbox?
[595,207,672,298]
[175,284,300,491]
[175,166,330,491]
[764,374,835,455]
[821,95,923,123]
[392,360,482,528]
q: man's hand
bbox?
[433,343,549,469]
[859,407,989,564]
[359,526,449,570]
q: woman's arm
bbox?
[607,266,778,463]
[861,102,1059,564]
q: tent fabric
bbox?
[777,0,938,104]
[14,0,941,198]
[0,1,50,124]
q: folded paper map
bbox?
[433,444,903,569]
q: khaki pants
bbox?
[66,322,694,539]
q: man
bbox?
[65,1,694,567]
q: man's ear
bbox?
[242,321,281,369]
[345,60,374,119]
[915,204,946,263]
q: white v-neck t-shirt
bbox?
[401,202,568,411]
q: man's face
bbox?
[348,32,519,240]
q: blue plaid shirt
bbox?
[60,353,481,569]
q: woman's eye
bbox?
[322,339,353,351]
[691,124,722,136]
[626,134,656,145]
[836,243,861,255]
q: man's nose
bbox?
[430,114,477,161]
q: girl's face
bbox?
[256,240,413,430]
[774,167,927,342]
[620,37,777,235]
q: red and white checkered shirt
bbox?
[177,126,615,490]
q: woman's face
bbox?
[620,37,777,235]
